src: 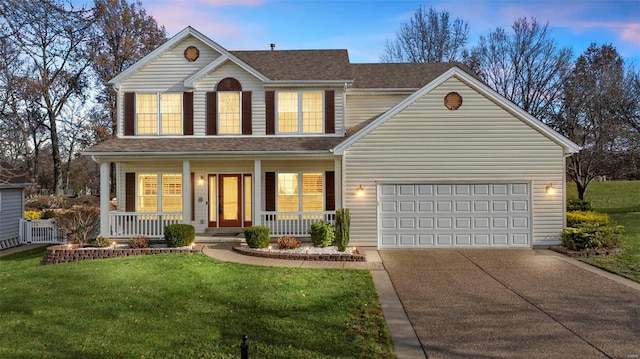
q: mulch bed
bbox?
[548,245,622,258]
[233,246,366,262]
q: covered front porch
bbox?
[97,156,342,239]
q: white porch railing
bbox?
[108,212,183,238]
[19,219,66,244]
[260,211,336,237]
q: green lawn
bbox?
[566,180,640,282]
[0,248,395,358]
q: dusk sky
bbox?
[81,0,640,64]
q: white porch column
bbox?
[99,161,110,237]
[334,157,342,209]
[253,159,262,225]
[182,160,191,224]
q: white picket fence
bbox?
[19,219,66,244]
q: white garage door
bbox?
[378,183,531,248]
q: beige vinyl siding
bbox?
[117,36,222,137]
[343,77,566,246]
[0,188,24,241]
[345,94,407,130]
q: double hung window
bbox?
[277,91,323,134]
[218,92,241,134]
[137,174,182,212]
[277,172,324,213]
[136,93,182,135]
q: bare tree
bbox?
[464,18,573,121]
[90,0,166,138]
[381,5,469,63]
[556,44,639,199]
[0,0,95,195]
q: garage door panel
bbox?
[399,201,415,212]
[379,183,531,248]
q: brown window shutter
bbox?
[206,91,217,135]
[125,172,135,212]
[242,91,252,135]
[190,172,195,221]
[265,172,276,211]
[124,92,135,136]
[183,92,194,135]
[265,91,275,135]
[325,90,335,134]
[325,171,335,211]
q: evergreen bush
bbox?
[244,226,271,248]
[567,198,592,211]
[164,224,195,247]
[334,208,351,251]
[308,221,335,248]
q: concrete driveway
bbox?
[379,249,640,359]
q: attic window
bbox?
[444,92,462,110]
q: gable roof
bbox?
[107,26,263,87]
[231,49,352,81]
[334,66,581,155]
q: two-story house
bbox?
[84,26,579,248]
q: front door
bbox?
[218,174,242,227]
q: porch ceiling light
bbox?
[356,185,365,197]
[545,183,556,196]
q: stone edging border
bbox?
[41,244,203,265]
[233,246,366,262]
[548,245,622,258]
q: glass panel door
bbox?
[219,174,242,227]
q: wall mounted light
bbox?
[356,185,365,197]
[198,176,205,185]
[545,183,556,196]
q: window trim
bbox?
[275,90,324,134]
[135,92,184,135]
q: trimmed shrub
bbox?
[24,210,42,220]
[42,210,57,219]
[309,221,335,248]
[95,236,111,248]
[334,208,351,252]
[567,198,592,212]
[277,236,300,249]
[164,224,195,247]
[561,223,624,251]
[128,236,150,249]
[244,226,271,248]
[566,211,610,227]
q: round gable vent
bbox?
[184,46,199,62]
[444,92,463,110]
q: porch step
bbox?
[203,227,245,236]
[195,235,244,243]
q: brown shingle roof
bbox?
[84,136,348,155]
[350,62,478,89]
[230,50,352,81]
